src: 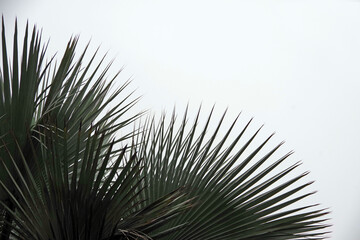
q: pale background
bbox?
[1,0,360,239]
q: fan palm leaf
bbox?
[133,107,330,239]
[0,127,191,240]
[0,18,140,238]
[0,18,330,240]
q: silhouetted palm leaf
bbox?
[133,108,330,239]
[0,127,191,239]
[0,18,140,239]
[0,18,330,240]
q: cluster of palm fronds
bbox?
[0,18,329,240]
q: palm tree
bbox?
[0,18,329,239]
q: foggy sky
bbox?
[2,1,360,239]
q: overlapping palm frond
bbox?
[0,17,139,190]
[0,18,330,240]
[0,18,141,239]
[133,108,330,239]
[0,126,191,240]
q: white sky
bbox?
[2,0,360,239]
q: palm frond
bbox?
[0,128,191,240]
[133,108,330,239]
[0,17,139,200]
[0,18,330,240]
[0,18,141,239]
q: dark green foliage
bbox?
[0,17,139,201]
[0,126,191,239]
[133,109,330,240]
[0,18,330,239]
